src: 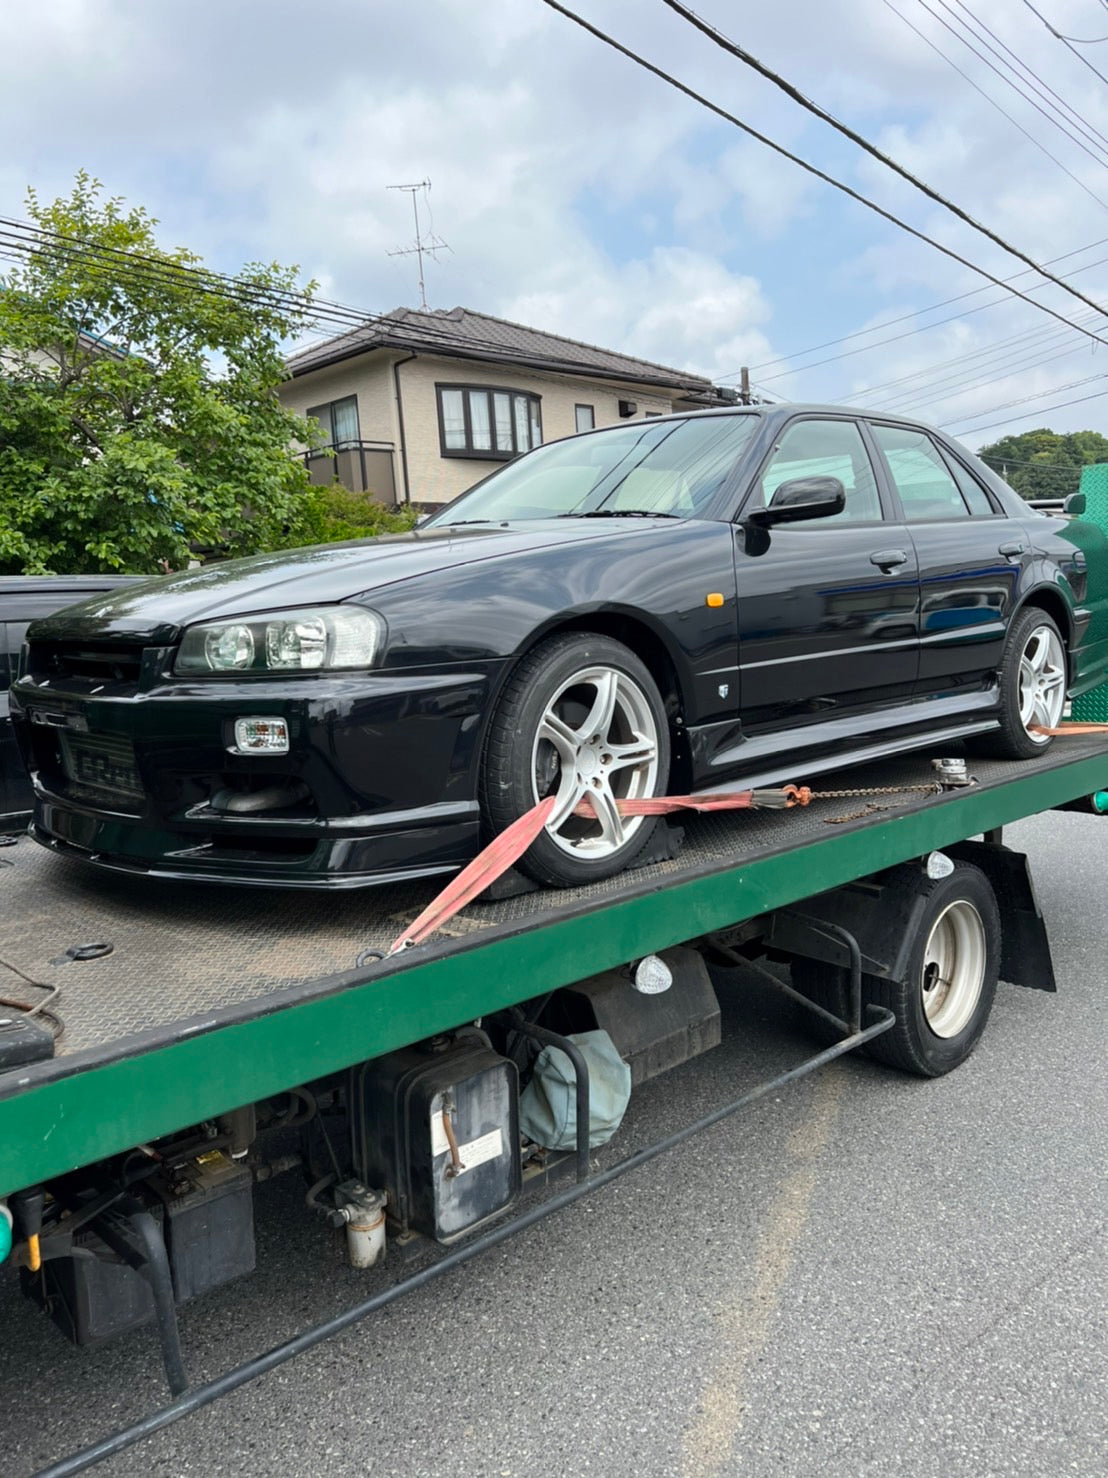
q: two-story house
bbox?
[279,305,735,507]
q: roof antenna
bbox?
[387,179,450,311]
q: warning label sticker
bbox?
[430,1114,504,1175]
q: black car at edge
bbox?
[1,576,142,830]
[11,405,1108,889]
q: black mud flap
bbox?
[767,842,1055,994]
[943,841,1056,993]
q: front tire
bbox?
[482,633,671,888]
[790,863,1001,1077]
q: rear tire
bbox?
[988,607,1067,760]
[789,863,1000,1077]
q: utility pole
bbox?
[739,367,751,405]
[387,180,450,311]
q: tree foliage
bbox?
[975,427,1108,502]
[0,173,325,574]
[289,485,418,546]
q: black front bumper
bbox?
[12,665,497,888]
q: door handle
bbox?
[870,548,909,571]
[998,540,1027,558]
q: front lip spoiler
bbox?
[29,824,464,891]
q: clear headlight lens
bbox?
[176,606,383,675]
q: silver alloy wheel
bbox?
[531,664,661,860]
[920,899,987,1038]
[1018,623,1066,743]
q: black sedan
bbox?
[1,576,142,830]
[11,405,1108,889]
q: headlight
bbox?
[176,606,384,675]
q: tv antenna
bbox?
[387,179,450,310]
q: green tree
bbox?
[975,427,1108,502]
[0,173,323,574]
[289,484,418,546]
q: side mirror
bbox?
[1064,492,1086,516]
[749,476,846,526]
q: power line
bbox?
[1,216,698,385]
[880,0,1108,211]
[924,366,1108,424]
[915,0,1108,170]
[539,0,1108,353]
[852,309,1100,404]
[658,0,1108,316]
[1020,0,1108,86]
[877,339,1092,415]
[978,453,1089,470]
[946,384,1108,434]
[744,235,1108,376]
[951,0,1108,155]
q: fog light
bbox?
[232,717,290,754]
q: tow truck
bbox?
[1,732,1106,1475]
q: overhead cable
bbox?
[951,0,1108,155]
[913,0,1108,169]
[659,0,1108,308]
[945,384,1108,434]
[744,235,1108,376]
[1020,0,1108,85]
[539,1,1108,349]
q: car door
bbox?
[867,422,1017,696]
[733,415,920,731]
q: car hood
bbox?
[26,520,666,643]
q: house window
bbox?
[437,385,542,459]
[306,395,360,448]
[575,404,595,433]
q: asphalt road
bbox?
[4,809,1106,1477]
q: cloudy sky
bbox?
[5,0,1108,448]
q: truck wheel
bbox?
[482,632,671,888]
[790,863,1001,1077]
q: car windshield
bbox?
[423,413,761,525]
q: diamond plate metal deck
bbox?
[2,738,1106,1070]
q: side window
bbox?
[872,424,975,521]
[754,419,882,524]
[942,451,998,516]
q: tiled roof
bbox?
[284,305,715,392]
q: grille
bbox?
[33,641,146,684]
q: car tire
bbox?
[790,863,1000,1077]
[482,632,671,889]
[988,606,1068,760]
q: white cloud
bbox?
[3,0,1108,438]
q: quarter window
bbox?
[754,419,882,523]
[437,385,542,459]
[305,395,360,448]
[872,424,981,520]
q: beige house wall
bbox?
[279,357,398,450]
[280,349,681,506]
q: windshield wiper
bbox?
[558,509,679,519]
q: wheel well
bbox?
[1016,587,1072,676]
[507,615,687,786]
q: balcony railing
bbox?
[304,441,397,504]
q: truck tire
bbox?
[790,862,1001,1077]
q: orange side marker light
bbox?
[705,592,725,608]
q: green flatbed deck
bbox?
[3,735,1107,1195]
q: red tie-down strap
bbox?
[387,785,809,953]
[1030,722,1108,735]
